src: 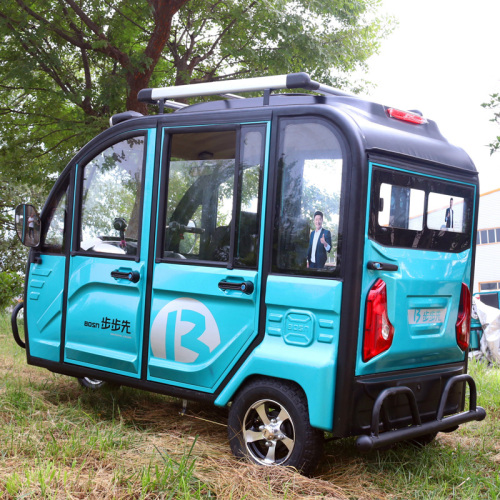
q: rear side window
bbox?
[272,118,344,275]
[370,166,475,252]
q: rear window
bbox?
[369,165,475,253]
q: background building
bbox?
[474,188,500,294]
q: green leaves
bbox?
[482,93,500,155]
[0,0,391,301]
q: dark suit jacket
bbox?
[445,208,454,228]
[307,228,332,268]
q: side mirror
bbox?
[15,204,41,247]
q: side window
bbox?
[273,119,344,275]
[42,182,69,254]
[369,166,474,252]
[237,129,263,267]
[162,127,263,267]
[427,193,465,232]
[378,184,425,231]
[79,136,145,257]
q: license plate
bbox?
[408,308,446,325]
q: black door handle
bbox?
[111,269,140,283]
[218,280,254,294]
[367,261,399,272]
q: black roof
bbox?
[118,92,478,175]
[179,94,477,174]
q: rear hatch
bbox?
[356,162,476,376]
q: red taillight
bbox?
[386,107,427,125]
[456,283,471,351]
[363,279,395,362]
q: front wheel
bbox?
[227,378,323,475]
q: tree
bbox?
[1,0,389,182]
[0,0,390,300]
[482,93,500,155]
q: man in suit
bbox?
[445,198,454,228]
[307,211,332,269]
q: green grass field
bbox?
[1,313,499,499]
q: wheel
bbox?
[228,378,323,475]
[77,377,106,390]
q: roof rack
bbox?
[137,72,353,106]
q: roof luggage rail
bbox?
[137,72,354,107]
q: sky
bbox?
[358,0,500,194]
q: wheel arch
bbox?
[215,347,336,432]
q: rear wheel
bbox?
[228,378,323,475]
[77,377,106,390]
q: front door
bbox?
[64,130,155,378]
[148,124,268,390]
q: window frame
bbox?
[369,165,475,253]
[270,116,348,278]
[71,131,148,262]
[156,123,266,269]
[39,175,70,255]
[477,227,500,245]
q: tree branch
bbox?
[104,0,151,34]
[63,0,131,67]
[14,0,92,50]
[32,133,83,158]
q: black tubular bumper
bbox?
[356,374,486,451]
[11,301,26,349]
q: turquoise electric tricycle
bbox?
[13,73,486,474]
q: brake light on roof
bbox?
[456,283,471,351]
[387,107,427,125]
[363,279,395,362]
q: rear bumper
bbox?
[356,374,486,451]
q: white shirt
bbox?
[311,229,331,263]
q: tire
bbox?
[77,377,106,390]
[227,378,323,475]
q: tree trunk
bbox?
[127,0,191,114]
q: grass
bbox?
[1,312,499,499]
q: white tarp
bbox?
[472,298,500,364]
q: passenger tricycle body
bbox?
[14,73,485,474]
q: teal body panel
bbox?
[355,162,475,376]
[63,128,156,377]
[26,255,66,361]
[215,276,342,431]
[147,122,271,391]
[64,256,146,376]
[148,265,261,390]
[470,316,482,349]
[356,240,471,376]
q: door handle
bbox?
[218,280,254,294]
[367,261,399,272]
[111,269,140,283]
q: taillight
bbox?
[456,283,471,351]
[386,107,428,125]
[363,279,395,362]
